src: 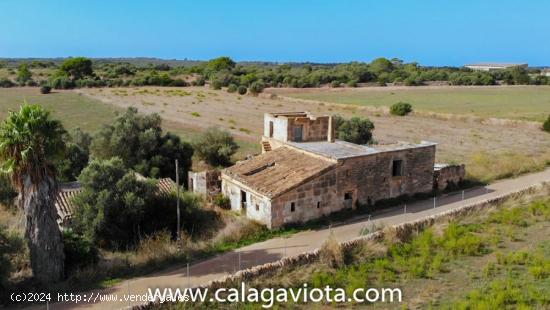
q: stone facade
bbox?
[263,112,334,143]
[222,111,451,229]
[269,145,435,227]
[188,170,221,197]
[433,164,466,191]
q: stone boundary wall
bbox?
[262,93,541,130]
[136,181,548,309]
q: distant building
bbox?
[542,68,550,77]
[220,112,465,229]
[465,63,528,71]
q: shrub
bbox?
[193,127,239,167]
[390,102,413,116]
[49,75,75,89]
[336,116,375,145]
[543,114,550,133]
[0,78,14,88]
[213,194,230,209]
[330,80,341,88]
[73,157,159,249]
[249,80,265,95]
[227,84,238,93]
[16,63,32,85]
[62,229,98,273]
[0,226,24,291]
[210,79,223,90]
[40,85,52,94]
[319,232,343,268]
[237,85,247,95]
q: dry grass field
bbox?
[267,85,550,122]
[77,86,550,182]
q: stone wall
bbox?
[221,176,273,227]
[434,164,466,190]
[270,144,435,228]
[136,182,548,309]
[188,170,221,196]
[286,116,331,142]
[198,181,549,292]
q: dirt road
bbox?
[32,167,550,310]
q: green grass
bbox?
[274,86,550,121]
[0,88,120,132]
[212,189,550,309]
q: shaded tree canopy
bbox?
[57,128,92,182]
[91,107,193,184]
[334,116,375,145]
[72,157,158,249]
[193,127,239,167]
[58,57,94,80]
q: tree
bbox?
[205,57,236,73]
[390,102,413,116]
[0,104,66,282]
[543,114,550,133]
[336,116,375,145]
[16,64,32,85]
[58,57,94,80]
[91,107,193,184]
[57,128,92,182]
[194,127,239,167]
[72,157,157,249]
[369,58,393,75]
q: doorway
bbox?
[241,190,247,210]
[293,125,303,142]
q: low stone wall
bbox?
[199,181,548,290]
[136,181,548,309]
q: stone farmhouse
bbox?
[220,112,464,228]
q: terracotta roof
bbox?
[223,147,336,198]
[55,176,175,227]
[55,182,81,225]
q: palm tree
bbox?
[0,104,66,282]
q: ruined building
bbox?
[220,112,464,228]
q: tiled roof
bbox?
[55,176,175,227]
[223,147,336,198]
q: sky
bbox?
[1,0,548,66]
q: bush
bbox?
[237,85,247,95]
[193,127,239,167]
[543,114,550,133]
[390,102,413,116]
[227,84,238,93]
[49,75,75,89]
[91,107,193,183]
[73,157,159,249]
[62,229,98,273]
[0,78,14,88]
[319,232,343,268]
[210,79,223,90]
[213,194,230,209]
[40,85,52,94]
[336,116,375,145]
[249,80,265,95]
[0,226,24,291]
